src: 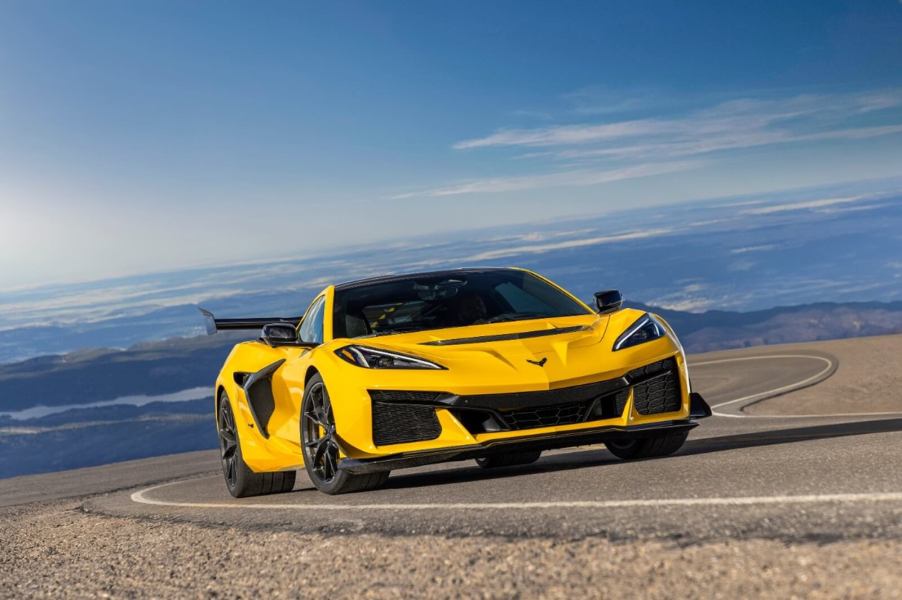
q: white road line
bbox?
[711,409,902,420]
[691,354,837,418]
[131,479,902,510]
[692,354,902,418]
[691,354,832,367]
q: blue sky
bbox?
[1,1,901,289]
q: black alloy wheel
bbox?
[218,398,240,489]
[300,373,390,495]
[217,391,296,498]
[302,378,341,484]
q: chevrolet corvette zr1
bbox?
[203,267,711,496]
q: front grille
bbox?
[499,401,589,429]
[486,388,629,432]
[630,359,681,415]
[371,399,442,446]
[459,378,626,411]
[366,356,680,440]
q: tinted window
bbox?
[298,297,325,344]
[332,270,590,339]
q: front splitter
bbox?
[340,419,699,475]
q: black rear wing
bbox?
[199,308,301,335]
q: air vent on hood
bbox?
[420,325,589,346]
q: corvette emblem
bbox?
[526,357,548,367]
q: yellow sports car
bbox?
[203,267,711,496]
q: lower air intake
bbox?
[371,399,442,446]
[630,359,682,415]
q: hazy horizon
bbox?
[1,175,900,295]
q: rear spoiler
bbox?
[199,308,301,335]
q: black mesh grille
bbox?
[626,358,674,382]
[631,360,682,415]
[369,390,450,403]
[499,401,589,429]
[466,379,623,410]
[492,388,629,431]
[594,390,630,420]
[371,400,441,446]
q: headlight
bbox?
[613,313,666,351]
[335,345,446,370]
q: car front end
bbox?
[320,307,711,474]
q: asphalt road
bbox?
[13,346,878,543]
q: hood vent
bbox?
[420,325,589,346]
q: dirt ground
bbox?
[1,501,900,599]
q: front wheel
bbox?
[217,392,296,498]
[605,430,689,460]
[301,374,389,494]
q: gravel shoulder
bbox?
[2,500,901,599]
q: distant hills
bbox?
[0,332,243,412]
[637,301,902,353]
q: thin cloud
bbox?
[453,119,665,149]
[739,195,867,215]
[551,125,902,161]
[464,228,673,262]
[397,88,901,203]
[453,90,902,160]
[392,161,700,199]
[730,244,778,255]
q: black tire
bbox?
[476,450,542,469]
[217,392,296,498]
[301,373,390,494]
[605,430,689,460]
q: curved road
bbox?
[68,347,902,542]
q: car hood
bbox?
[347,313,625,390]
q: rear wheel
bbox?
[301,374,390,494]
[475,450,542,469]
[217,392,296,498]
[605,430,689,460]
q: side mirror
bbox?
[261,322,299,346]
[594,290,623,314]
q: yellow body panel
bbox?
[214,269,693,474]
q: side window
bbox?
[298,297,326,344]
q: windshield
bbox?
[332,269,592,339]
